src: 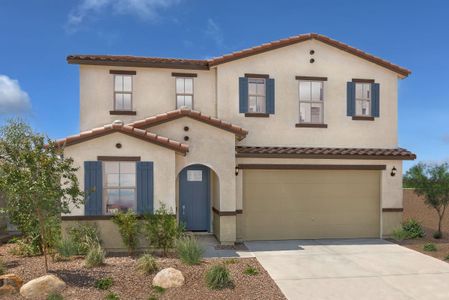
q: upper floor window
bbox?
[355,83,371,116]
[299,80,324,123]
[248,78,266,113]
[114,75,133,111]
[176,77,193,109]
[103,161,136,214]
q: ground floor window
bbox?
[103,161,136,214]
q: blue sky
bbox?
[0,0,448,171]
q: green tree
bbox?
[404,163,449,238]
[0,119,83,273]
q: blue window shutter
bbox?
[137,161,154,214]
[84,161,102,216]
[266,78,275,114]
[347,82,356,116]
[239,77,248,113]
[371,83,380,117]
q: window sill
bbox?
[295,123,328,128]
[352,116,375,121]
[110,110,137,115]
[245,113,270,118]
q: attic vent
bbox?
[112,120,124,126]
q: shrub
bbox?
[423,243,437,252]
[205,264,233,290]
[85,245,105,268]
[153,285,166,294]
[10,237,42,256]
[57,238,78,258]
[94,277,113,290]
[105,292,119,300]
[112,210,140,256]
[243,265,259,276]
[176,236,203,265]
[224,258,238,265]
[402,219,425,239]
[391,228,409,241]
[433,231,443,239]
[0,259,6,275]
[47,292,64,300]
[143,204,184,256]
[136,253,158,274]
[67,223,101,255]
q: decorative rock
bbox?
[20,274,66,299]
[0,274,23,295]
[152,267,185,289]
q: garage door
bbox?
[241,169,380,240]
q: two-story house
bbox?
[59,33,415,249]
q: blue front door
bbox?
[179,165,210,231]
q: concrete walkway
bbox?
[245,239,449,300]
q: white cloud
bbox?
[66,0,182,32]
[0,75,31,115]
[205,18,224,48]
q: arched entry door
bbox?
[179,164,210,232]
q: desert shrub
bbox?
[94,277,113,290]
[10,236,42,256]
[205,264,233,290]
[67,223,101,255]
[402,219,425,239]
[176,235,203,265]
[136,253,158,274]
[423,243,437,252]
[105,292,119,300]
[57,238,78,258]
[85,244,105,268]
[143,204,184,256]
[391,227,409,241]
[243,265,259,276]
[153,285,166,294]
[47,292,64,300]
[112,210,140,256]
[224,258,238,265]
[0,259,5,275]
[433,231,443,239]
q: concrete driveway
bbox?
[245,239,449,300]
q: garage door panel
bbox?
[242,169,380,240]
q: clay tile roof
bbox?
[56,123,188,155]
[127,108,248,139]
[67,33,410,77]
[235,146,416,160]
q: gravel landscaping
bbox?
[0,243,285,300]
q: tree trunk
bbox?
[36,208,48,273]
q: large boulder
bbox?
[0,274,23,296]
[152,267,184,289]
[20,274,66,299]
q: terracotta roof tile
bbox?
[128,108,248,139]
[236,146,416,160]
[67,33,410,77]
[57,123,188,154]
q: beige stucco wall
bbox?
[382,212,403,236]
[63,132,177,215]
[79,65,216,131]
[216,39,399,148]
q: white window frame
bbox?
[103,161,136,214]
[175,77,194,109]
[298,80,324,124]
[114,75,133,111]
[248,78,266,113]
[355,82,371,117]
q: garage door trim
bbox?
[238,164,386,170]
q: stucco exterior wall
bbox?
[216,39,399,148]
[63,132,177,215]
[79,65,216,131]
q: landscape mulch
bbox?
[0,244,285,300]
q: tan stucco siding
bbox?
[241,169,381,240]
[80,65,216,131]
[63,132,177,215]
[216,39,399,148]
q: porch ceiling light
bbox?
[391,166,397,177]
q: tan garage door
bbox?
[241,169,380,240]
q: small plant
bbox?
[153,285,166,294]
[176,235,203,265]
[136,253,158,274]
[0,259,6,275]
[205,264,233,290]
[147,297,157,300]
[243,265,259,276]
[143,204,184,256]
[47,292,64,300]
[57,238,78,258]
[402,219,425,239]
[67,223,101,255]
[112,210,140,256]
[423,243,437,252]
[105,292,119,300]
[94,277,113,290]
[391,227,408,241]
[433,231,443,239]
[10,237,42,257]
[85,244,105,268]
[444,254,449,260]
[224,258,238,265]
